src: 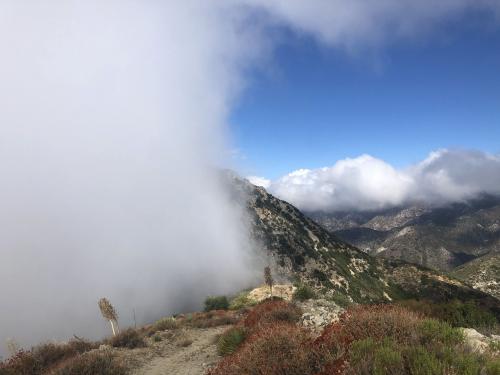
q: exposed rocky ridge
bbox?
[309,196,500,271]
[225,174,500,314]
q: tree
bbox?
[264,266,274,296]
[98,297,120,336]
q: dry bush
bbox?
[152,317,178,331]
[187,310,239,329]
[208,323,329,375]
[243,300,302,331]
[108,328,145,349]
[0,350,38,375]
[51,352,126,375]
[0,339,98,375]
[317,304,422,353]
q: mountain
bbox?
[452,252,500,300]
[225,173,500,314]
[308,195,500,272]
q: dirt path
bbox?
[129,326,225,375]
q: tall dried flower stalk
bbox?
[98,297,120,336]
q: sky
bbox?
[233,9,500,181]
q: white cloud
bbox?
[243,0,500,50]
[246,176,272,189]
[266,150,500,212]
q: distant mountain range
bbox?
[306,195,500,299]
[224,173,500,312]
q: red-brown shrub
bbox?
[243,300,302,330]
[188,310,239,328]
[208,323,330,375]
[317,304,422,352]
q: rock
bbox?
[298,299,343,331]
[247,284,297,303]
[99,344,112,351]
[462,328,489,354]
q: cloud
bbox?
[246,176,272,189]
[243,0,500,49]
[0,0,267,355]
[266,150,500,212]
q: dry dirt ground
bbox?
[112,326,226,375]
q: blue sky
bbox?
[231,14,500,180]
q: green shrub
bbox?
[204,296,229,312]
[329,292,352,307]
[406,346,443,375]
[108,328,145,349]
[399,299,498,333]
[484,358,500,375]
[229,292,256,310]
[349,338,404,375]
[418,319,464,346]
[152,335,162,342]
[52,352,126,375]
[293,284,316,301]
[217,327,246,356]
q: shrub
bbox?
[108,328,145,349]
[293,284,316,301]
[208,323,329,375]
[217,327,247,356]
[152,335,162,342]
[485,359,500,375]
[318,305,422,350]
[398,299,498,333]
[153,317,178,331]
[329,293,352,308]
[244,300,302,330]
[0,350,38,375]
[405,346,443,375]
[188,310,238,328]
[229,292,256,310]
[417,319,464,346]
[0,340,97,375]
[204,296,230,312]
[52,352,126,375]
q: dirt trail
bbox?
[130,326,225,375]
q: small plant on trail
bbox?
[98,298,120,337]
[217,327,247,356]
[264,266,274,296]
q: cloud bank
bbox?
[258,150,500,212]
[0,0,268,355]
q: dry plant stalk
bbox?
[264,266,274,296]
[98,297,120,336]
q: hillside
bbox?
[227,174,500,313]
[452,252,500,300]
[309,196,500,271]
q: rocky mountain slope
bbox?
[452,252,500,300]
[308,195,500,272]
[226,174,500,313]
